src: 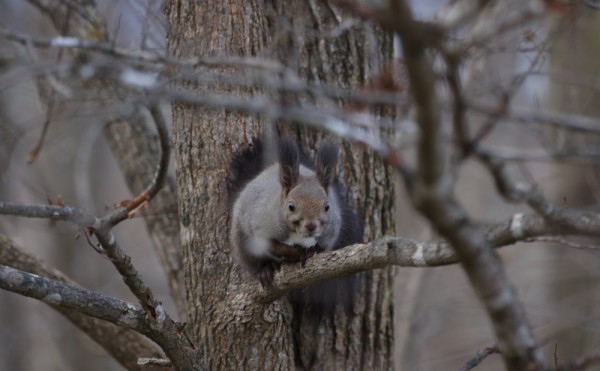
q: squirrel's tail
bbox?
[227,139,270,207]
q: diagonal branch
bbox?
[459,344,500,371]
[103,111,186,318]
[0,234,166,371]
[372,0,544,369]
[0,262,199,370]
[91,228,168,321]
[0,106,174,325]
[0,202,169,324]
[101,103,171,228]
[0,264,149,332]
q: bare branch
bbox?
[379,1,543,369]
[0,263,198,370]
[25,0,105,35]
[0,234,166,371]
[138,358,172,367]
[0,202,173,325]
[476,151,560,219]
[436,0,495,31]
[0,26,284,73]
[103,113,186,318]
[523,237,600,250]
[91,229,167,321]
[458,344,500,371]
[100,103,171,228]
[26,94,54,163]
[259,208,600,301]
[147,104,171,202]
[0,187,191,365]
[0,202,99,228]
[0,88,175,325]
[0,28,414,114]
[0,264,149,332]
[461,5,542,51]
[469,102,600,136]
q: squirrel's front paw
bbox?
[258,260,281,289]
[298,244,321,267]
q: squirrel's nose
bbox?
[305,222,317,232]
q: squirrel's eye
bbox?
[288,202,296,212]
[324,202,330,212]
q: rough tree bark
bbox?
[166,1,395,369]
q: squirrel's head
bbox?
[278,139,338,248]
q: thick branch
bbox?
[0,264,149,331]
[261,209,600,301]
[0,250,200,370]
[0,235,166,371]
[0,181,196,367]
[0,202,171,323]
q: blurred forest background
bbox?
[1,0,600,370]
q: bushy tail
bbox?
[227,139,275,209]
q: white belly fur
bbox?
[283,234,317,248]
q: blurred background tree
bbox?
[1,1,600,370]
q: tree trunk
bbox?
[166,1,395,369]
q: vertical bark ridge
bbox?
[168,1,295,369]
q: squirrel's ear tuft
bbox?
[278,138,300,194]
[316,140,338,190]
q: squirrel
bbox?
[229,137,363,290]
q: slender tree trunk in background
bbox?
[166,1,396,369]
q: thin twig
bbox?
[138,357,172,366]
[476,151,560,219]
[524,236,600,250]
[458,344,500,371]
[554,353,600,371]
[0,28,413,111]
[101,102,171,227]
[0,202,99,228]
[469,102,600,135]
[26,94,55,163]
[0,26,284,73]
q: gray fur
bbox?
[230,145,342,272]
